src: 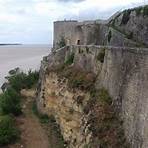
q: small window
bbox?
[77,40,80,45]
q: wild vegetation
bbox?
[65,52,75,65]
[84,88,130,148]
[0,68,39,146]
[107,30,112,42]
[0,115,20,146]
[97,48,106,63]
[51,54,129,147]
[58,36,66,48]
[121,9,131,25]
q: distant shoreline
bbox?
[0,44,22,46]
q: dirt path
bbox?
[9,90,49,148]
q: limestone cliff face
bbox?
[37,46,101,147]
[38,72,92,147]
[37,45,148,148]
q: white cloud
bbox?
[0,0,147,43]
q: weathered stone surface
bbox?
[38,45,148,148]
[109,8,148,47]
[96,47,148,148]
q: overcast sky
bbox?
[0,0,147,44]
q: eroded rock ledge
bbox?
[37,45,148,148]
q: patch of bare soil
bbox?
[7,89,49,148]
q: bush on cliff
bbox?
[0,115,20,146]
[84,88,129,147]
[58,36,66,48]
[97,48,105,63]
[6,69,39,92]
[0,87,21,116]
[65,52,75,65]
[121,9,131,25]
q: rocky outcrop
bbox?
[109,5,148,47]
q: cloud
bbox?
[0,0,147,44]
[57,0,85,2]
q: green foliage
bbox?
[143,5,148,16]
[98,88,112,105]
[0,115,20,146]
[90,88,112,105]
[62,69,95,91]
[97,49,105,63]
[0,88,21,116]
[58,36,66,48]
[25,70,39,89]
[135,7,142,16]
[0,68,39,146]
[108,30,112,42]
[65,53,75,65]
[6,69,39,92]
[121,9,131,25]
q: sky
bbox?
[0,0,147,44]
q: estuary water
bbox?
[0,44,50,88]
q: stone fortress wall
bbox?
[53,6,148,49]
[53,20,108,49]
[38,5,148,148]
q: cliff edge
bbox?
[37,5,148,148]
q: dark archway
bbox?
[77,40,80,45]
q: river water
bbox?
[0,44,50,88]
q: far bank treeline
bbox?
[0,68,39,146]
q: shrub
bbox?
[25,70,39,89]
[121,9,131,25]
[0,115,20,145]
[58,36,66,48]
[97,49,105,63]
[143,5,148,16]
[135,7,142,16]
[6,68,39,92]
[65,53,75,65]
[90,88,112,105]
[98,88,112,105]
[6,72,27,92]
[0,88,22,116]
[127,32,133,39]
[108,30,112,42]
